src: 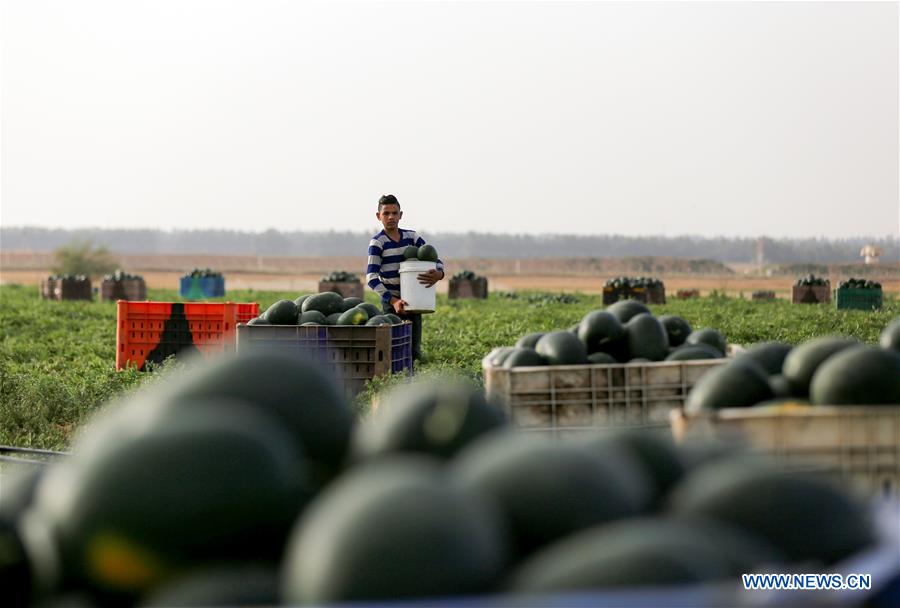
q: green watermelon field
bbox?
[1,282,897,451]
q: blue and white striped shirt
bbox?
[366,229,445,303]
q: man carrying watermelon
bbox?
[366,194,444,361]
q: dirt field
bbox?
[3,251,897,297]
[4,269,895,298]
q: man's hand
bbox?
[417,269,444,288]
[390,297,408,314]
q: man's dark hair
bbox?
[378,194,400,210]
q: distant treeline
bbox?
[1,227,897,264]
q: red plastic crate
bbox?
[235,303,259,325]
[116,300,259,371]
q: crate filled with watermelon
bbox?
[101,270,146,301]
[602,277,666,305]
[751,290,776,301]
[116,300,259,371]
[791,274,830,304]
[237,292,412,395]
[835,277,883,311]
[41,274,92,301]
[318,271,364,299]
[483,300,732,432]
[671,321,900,498]
[675,289,700,299]
[180,268,225,299]
[448,270,488,300]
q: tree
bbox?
[53,240,119,278]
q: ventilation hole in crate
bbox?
[378,351,384,362]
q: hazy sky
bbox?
[2,0,898,238]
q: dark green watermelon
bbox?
[35,399,309,599]
[768,374,795,399]
[356,303,382,320]
[577,311,624,354]
[668,459,876,564]
[502,348,547,369]
[450,434,640,558]
[535,331,588,365]
[587,352,617,364]
[782,337,859,397]
[809,346,900,405]
[154,351,354,486]
[685,329,727,357]
[298,310,327,325]
[417,245,439,262]
[352,379,507,461]
[606,300,651,324]
[735,342,793,376]
[141,565,278,607]
[340,297,365,312]
[302,292,344,317]
[508,517,784,592]
[264,300,298,325]
[666,345,722,361]
[484,347,517,367]
[515,332,545,349]
[625,314,669,361]
[658,315,692,348]
[684,360,774,413]
[281,457,506,603]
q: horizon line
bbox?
[1,225,897,242]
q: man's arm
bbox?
[365,239,393,302]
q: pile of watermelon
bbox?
[248,292,403,327]
[686,317,900,412]
[837,277,882,291]
[181,268,222,280]
[320,271,359,283]
[452,269,481,281]
[402,244,439,262]
[489,299,729,369]
[46,273,89,282]
[605,276,665,290]
[101,270,143,282]
[0,355,885,606]
[795,274,829,287]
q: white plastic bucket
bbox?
[399,260,437,313]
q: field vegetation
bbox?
[1,283,897,451]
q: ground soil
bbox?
[3,252,897,297]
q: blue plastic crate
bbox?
[180,275,225,299]
[391,322,413,374]
[201,275,225,297]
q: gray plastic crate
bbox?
[671,405,900,499]
[483,357,729,433]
